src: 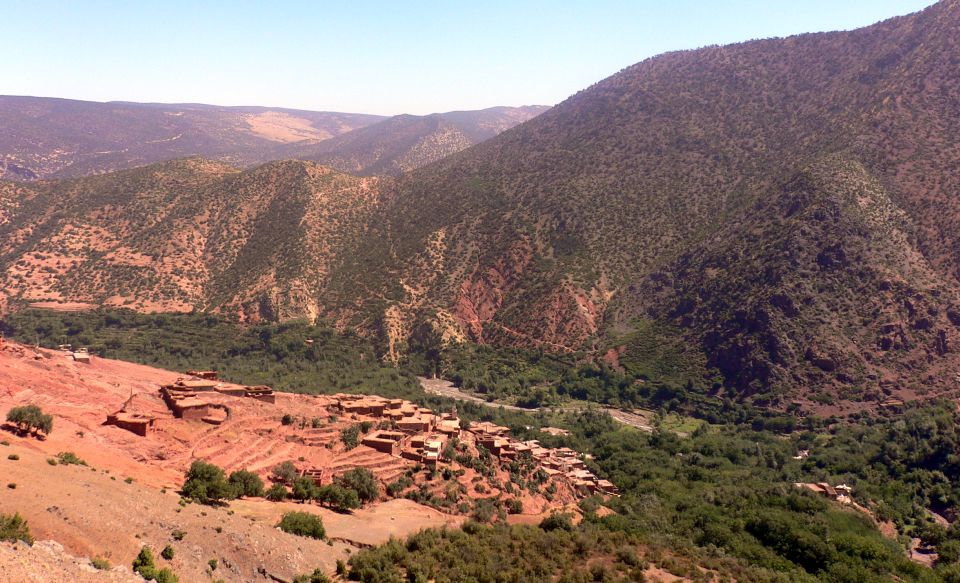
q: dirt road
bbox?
[418,377,654,432]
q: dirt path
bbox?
[418,377,654,432]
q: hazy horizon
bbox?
[1,0,937,116]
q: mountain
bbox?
[321,0,960,405]
[0,97,546,181]
[4,1,960,407]
[0,158,383,320]
[284,106,550,176]
[0,96,385,180]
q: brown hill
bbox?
[4,2,960,406]
[285,106,550,176]
[0,339,580,580]
[0,96,385,180]
[0,158,383,320]
[0,97,546,181]
[321,0,960,404]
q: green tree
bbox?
[5,405,53,437]
[316,484,361,512]
[292,477,319,502]
[335,468,379,504]
[228,469,264,498]
[181,461,236,505]
[265,483,289,501]
[271,461,299,484]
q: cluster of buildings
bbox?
[328,394,618,498]
[468,421,619,497]
[106,370,276,435]
[331,394,460,467]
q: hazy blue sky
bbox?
[1,1,936,115]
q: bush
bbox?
[0,512,33,544]
[281,414,295,426]
[155,567,179,583]
[208,558,218,571]
[56,451,86,465]
[228,469,265,497]
[171,529,186,541]
[540,512,574,532]
[277,511,326,540]
[7,454,18,461]
[133,546,156,579]
[505,498,523,514]
[266,483,289,501]
[91,556,110,570]
[182,460,236,505]
[293,568,331,583]
[340,425,360,450]
[161,544,175,560]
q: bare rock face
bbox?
[0,540,142,582]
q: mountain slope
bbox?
[0,96,385,180]
[0,158,384,319]
[321,0,960,402]
[3,2,960,406]
[0,97,546,181]
[284,106,550,176]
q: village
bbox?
[95,359,618,506]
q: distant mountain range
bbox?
[0,97,546,180]
[286,106,550,176]
[3,1,960,408]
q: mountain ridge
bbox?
[3,1,960,407]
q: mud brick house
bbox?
[105,411,157,436]
[361,431,406,455]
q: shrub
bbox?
[155,567,179,583]
[161,544,175,560]
[7,454,18,461]
[7,483,15,489]
[540,512,574,532]
[56,451,87,465]
[281,414,295,426]
[266,483,289,501]
[506,498,524,514]
[228,469,265,497]
[293,568,331,583]
[133,546,156,579]
[0,512,33,544]
[208,558,218,571]
[91,556,110,570]
[182,461,236,505]
[277,511,326,540]
[46,458,57,466]
[171,529,186,541]
[340,425,360,449]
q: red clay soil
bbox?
[0,339,577,579]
